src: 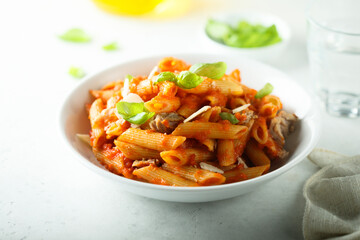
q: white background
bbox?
[1,0,359,239]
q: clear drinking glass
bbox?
[306,0,360,118]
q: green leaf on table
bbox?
[68,66,86,79]
[189,62,227,80]
[102,42,119,51]
[255,83,274,99]
[219,112,239,124]
[205,19,233,43]
[205,19,282,48]
[59,28,92,43]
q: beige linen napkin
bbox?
[303,148,360,240]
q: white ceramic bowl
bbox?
[59,53,319,202]
[203,12,291,62]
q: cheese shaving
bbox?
[232,103,251,114]
[237,157,248,168]
[148,66,160,80]
[122,77,130,97]
[199,162,224,174]
[183,106,211,123]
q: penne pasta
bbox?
[160,148,214,166]
[172,122,248,140]
[251,117,269,145]
[76,134,91,146]
[224,165,268,183]
[93,145,134,179]
[245,139,271,172]
[118,128,186,151]
[133,165,198,186]
[212,79,243,96]
[114,140,161,160]
[177,94,203,118]
[217,139,236,166]
[162,163,225,186]
[82,57,296,186]
[145,95,181,113]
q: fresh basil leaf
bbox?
[116,101,154,125]
[255,83,274,99]
[102,42,118,51]
[205,19,233,43]
[68,66,85,79]
[206,19,282,48]
[219,112,239,124]
[125,112,155,125]
[153,72,177,85]
[59,28,91,43]
[176,71,204,89]
[116,102,145,117]
[189,62,227,80]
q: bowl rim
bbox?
[59,53,320,192]
[203,11,292,51]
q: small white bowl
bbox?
[203,12,291,62]
[59,53,319,203]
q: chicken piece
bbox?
[132,159,161,168]
[269,110,298,145]
[149,112,185,134]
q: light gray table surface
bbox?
[1,0,359,239]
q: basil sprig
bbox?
[189,62,227,80]
[255,83,274,99]
[153,61,227,89]
[176,71,203,89]
[153,71,204,89]
[219,112,239,124]
[153,72,178,85]
[116,102,154,125]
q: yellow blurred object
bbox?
[92,0,190,18]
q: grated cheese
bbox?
[232,103,251,114]
[237,157,248,168]
[183,106,211,123]
[199,162,224,174]
[122,77,130,97]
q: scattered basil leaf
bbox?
[68,66,86,79]
[176,71,204,89]
[153,72,177,85]
[102,42,118,51]
[189,62,227,80]
[255,83,274,99]
[116,102,154,125]
[205,19,233,43]
[219,112,239,124]
[59,28,92,43]
[206,19,282,48]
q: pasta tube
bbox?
[172,122,248,139]
[118,128,186,151]
[133,165,198,186]
[162,163,225,186]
